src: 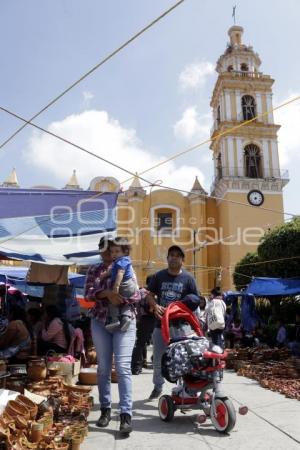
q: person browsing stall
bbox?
[146,245,199,400]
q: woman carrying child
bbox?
[105,237,137,331]
[84,236,140,436]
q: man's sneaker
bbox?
[148,388,162,399]
[119,413,132,435]
[142,359,148,369]
[96,407,111,427]
[131,367,142,375]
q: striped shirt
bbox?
[42,318,68,349]
[84,262,141,324]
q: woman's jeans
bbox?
[91,317,136,415]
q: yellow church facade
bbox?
[88,26,289,293]
[1,26,289,294]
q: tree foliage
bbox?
[258,217,300,277]
[233,252,264,291]
[233,217,300,289]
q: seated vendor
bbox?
[0,305,32,361]
[38,305,73,355]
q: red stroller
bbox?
[158,301,236,433]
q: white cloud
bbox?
[274,93,300,166]
[173,106,211,142]
[24,110,205,192]
[179,61,214,90]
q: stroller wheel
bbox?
[210,397,236,433]
[158,395,175,422]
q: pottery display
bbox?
[27,359,47,382]
[227,347,300,400]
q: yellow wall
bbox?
[217,191,284,290]
[115,186,285,292]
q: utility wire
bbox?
[0,106,152,185]
[0,0,186,151]
[122,94,300,184]
[229,254,300,268]
[148,180,296,217]
[0,105,296,219]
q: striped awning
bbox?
[0,188,118,265]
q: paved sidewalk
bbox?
[82,368,300,450]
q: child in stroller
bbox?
[158,300,236,433]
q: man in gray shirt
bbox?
[146,245,199,399]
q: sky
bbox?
[1,0,300,217]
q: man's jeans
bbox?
[152,327,167,390]
[131,315,155,371]
[91,317,136,415]
[210,329,225,349]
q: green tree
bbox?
[233,252,264,290]
[233,217,300,289]
[258,217,300,278]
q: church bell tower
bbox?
[210,26,289,290]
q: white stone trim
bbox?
[236,138,244,176]
[262,139,270,177]
[272,141,280,172]
[222,189,282,195]
[227,137,234,175]
[266,93,274,123]
[225,91,231,120]
[221,92,226,120]
[89,176,120,191]
[255,92,262,121]
[236,90,242,121]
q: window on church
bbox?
[241,95,256,121]
[240,63,249,72]
[157,212,173,233]
[227,65,233,72]
[244,144,262,178]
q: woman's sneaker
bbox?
[96,408,111,427]
[120,413,132,434]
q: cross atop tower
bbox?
[232,5,237,25]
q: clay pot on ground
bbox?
[15,415,27,430]
[62,382,92,395]
[16,395,38,419]
[54,443,69,450]
[86,348,97,365]
[71,435,82,450]
[5,400,30,419]
[27,359,47,382]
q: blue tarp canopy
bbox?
[0,188,117,265]
[244,277,300,296]
[0,266,86,297]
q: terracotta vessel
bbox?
[27,359,47,382]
